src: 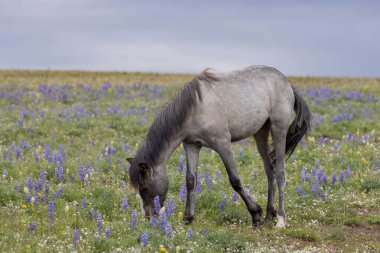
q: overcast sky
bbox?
[0,0,379,77]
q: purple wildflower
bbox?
[232,192,238,202]
[26,176,33,192]
[44,181,50,195]
[205,171,213,191]
[153,195,161,214]
[165,222,172,238]
[202,228,208,237]
[149,215,157,227]
[179,181,186,202]
[105,227,111,238]
[34,178,43,192]
[90,208,96,219]
[97,213,103,232]
[346,165,351,178]
[216,169,221,179]
[322,172,328,185]
[187,228,194,239]
[86,162,91,176]
[296,186,307,196]
[55,162,63,181]
[34,151,39,162]
[73,229,80,243]
[121,196,128,212]
[28,222,37,232]
[47,200,55,222]
[3,170,8,177]
[316,160,320,169]
[159,212,167,230]
[165,197,175,216]
[196,174,202,193]
[340,171,344,183]
[239,148,244,158]
[14,181,20,192]
[78,165,85,183]
[44,144,51,162]
[311,177,320,196]
[332,173,337,185]
[301,167,306,183]
[26,194,32,203]
[82,198,87,208]
[291,155,296,164]
[333,142,339,152]
[179,155,184,172]
[130,210,137,231]
[141,231,148,246]
[219,202,225,211]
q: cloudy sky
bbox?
[0,0,379,76]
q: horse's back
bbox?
[188,66,294,143]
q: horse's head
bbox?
[127,157,169,218]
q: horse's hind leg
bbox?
[254,119,277,221]
[183,142,201,224]
[215,139,263,228]
[270,116,289,228]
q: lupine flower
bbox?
[48,200,55,222]
[57,187,63,197]
[301,167,307,183]
[82,198,87,208]
[219,202,225,211]
[26,194,32,203]
[3,170,8,177]
[97,213,103,232]
[165,197,175,216]
[34,178,43,192]
[149,215,157,227]
[332,173,337,185]
[86,162,91,176]
[28,222,37,232]
[141,231,148,246]
[78,166,85,183]
[310,177,320,196]
[196,174,202,193]
[296,186,307,196]
[291,155,296,164]
[202,228,208,237]
[346,165,351,178]
[73,229,80,243]
[333,142,339,152]
[40,194,46,202]
[121,196,128,212]
[153,196,161,214]
[179,155,184,172]
[44,144,51,162]
[322,172,328,185]
[14,181,20,192]
[205,171,213,191]
[34,151,39,162]
[105,227,111,237]
[44,181,50,194]
[165,222,172,238]
[26,177,33,192]
[340,171,344,183]
[179,181,186,202]
[159,212,167,230]
[306,173,312,183]
[311,167,316,176]
[55,162,63,181]
[187,228,194,239]
[232,192,238,202]
[316,160,320,169]
[90,208,96,219]
[131,210,137,231]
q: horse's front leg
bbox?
[183,142,201,224]
[215,139,263,228]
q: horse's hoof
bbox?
[265,208,277,222]
[253,220,264,229]
[182,216,194,225]
[275,216,286,228]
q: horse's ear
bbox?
[138,163,150,176]
[126,157,134,164]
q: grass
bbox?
[0,69,379,252]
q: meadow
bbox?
[0,70,379,252]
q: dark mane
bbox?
[129,69,219,189]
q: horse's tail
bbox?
[269,85,312,167]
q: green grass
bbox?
[0,70,379,252]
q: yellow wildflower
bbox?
[159,246,166,252]
[21,203,27,209]
[23,187,29,194]
[178,211,183,220]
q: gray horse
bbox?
[127,65,311,228]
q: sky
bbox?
[0,0,379,77]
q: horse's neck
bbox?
[157,131,185,168]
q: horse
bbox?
[127,65,312,228]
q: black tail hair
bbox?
[269,85,312,167]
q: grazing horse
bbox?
[127,65,311,228]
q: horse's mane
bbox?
[129,69,219,189]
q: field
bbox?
[0,70,379,252]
